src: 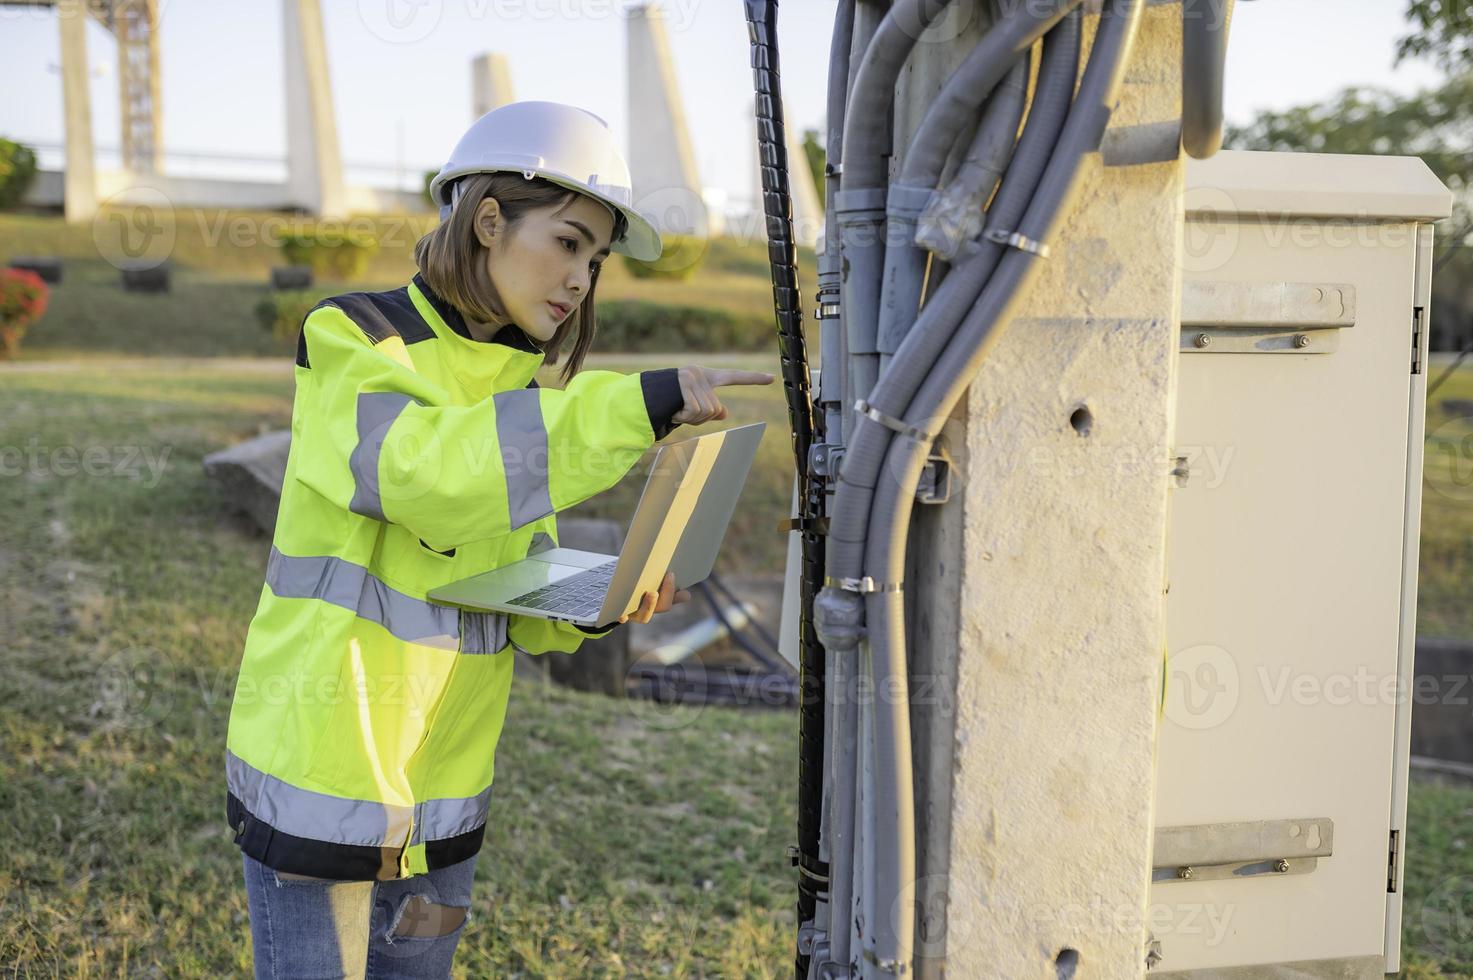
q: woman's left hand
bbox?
[619,571,691,624]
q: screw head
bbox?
[1294,333,1311,348]
[1194,333,1211,348]
[1177,866,1194,880]
[1274,858,1290,873]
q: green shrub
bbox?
[621,233,707,281]
[279,227,379,281]
[0,139,38,211]
[254,289,332,348]
[593,300,772,352]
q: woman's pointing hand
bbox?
[670,366,775,425]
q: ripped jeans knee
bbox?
[387,893,470,941]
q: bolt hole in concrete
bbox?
[1056,947,1081,978]
[1069,405,1093,437]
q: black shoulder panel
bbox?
[297,285,437,369]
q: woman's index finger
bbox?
[706,369,776,387]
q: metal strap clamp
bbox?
[984,226,1051,258]
[862,948,909,974]
[854,399,935,444]
[824,575,903,595]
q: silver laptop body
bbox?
[427,421,766,629]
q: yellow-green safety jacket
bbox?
[225,272,684,880]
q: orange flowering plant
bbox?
[0,267,49,359]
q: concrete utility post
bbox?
[894,4,1183,975]
[283,0,347,219]
[625,3,705,237]
[56,0,98,224]
[471,53,515,121]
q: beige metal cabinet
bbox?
[1150,150,1452,977]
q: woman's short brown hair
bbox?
[413,171,627,384]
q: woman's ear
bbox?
[473,197,504,248]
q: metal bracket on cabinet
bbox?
[1180,281,1356,354]
[1152,817,1334,884]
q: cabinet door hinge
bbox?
[1388,828,1401,893]
[1412,309,1424,376]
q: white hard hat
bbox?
[429,100,663,262]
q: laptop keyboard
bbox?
[509,559,619,619]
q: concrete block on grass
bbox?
[8,257,62,284]
[120,261,170,293]
[270,265,314,290]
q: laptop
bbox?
[427,421,766,629]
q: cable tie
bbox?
[824,575,903,595]
[854,399,935,444]
[984,226,1052,258]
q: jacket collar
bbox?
[409,272,546,392]
[411,272,541,353]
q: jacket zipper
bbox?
[397,646,465,874]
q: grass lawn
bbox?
[1421,358,1473,639]
[0,359,800,977]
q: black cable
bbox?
[707,569,786,660]
[694,579,791,675]
[741,3,830,977]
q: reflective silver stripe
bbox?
[226,750,493,847]
[265,546,507,655]
[411,784,496,845]
[458,608,509,655]
[227,748,411,846]
[493,388,553,530]
[528,531,555,554]
[348,391,416,523]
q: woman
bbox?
[225,101,773,977]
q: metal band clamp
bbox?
[824,575,904,594]
[984,226,1051,258]
[854,399,935,444]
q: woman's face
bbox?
[472,191,614,343]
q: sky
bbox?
[0,0,1450,210]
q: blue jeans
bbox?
[241,851,478,979]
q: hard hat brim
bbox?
[431,168,665,263]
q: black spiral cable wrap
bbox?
[741,2,830,976]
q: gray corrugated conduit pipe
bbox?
[815,5,860,979]
[871,3,1142,970]
[875,0,1075,374]
[817,0,857,459]
[1181,0,1235,158]
[911,37,1028,263]
[835,0,962,449]
[818,0,1084,645]
[835,0,892,512]
[819,1,1080,598]
[810,5,855,975]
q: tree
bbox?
[1223,73,1472,208]
[1225,72,1473,351]
[1398,0,1473,72]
